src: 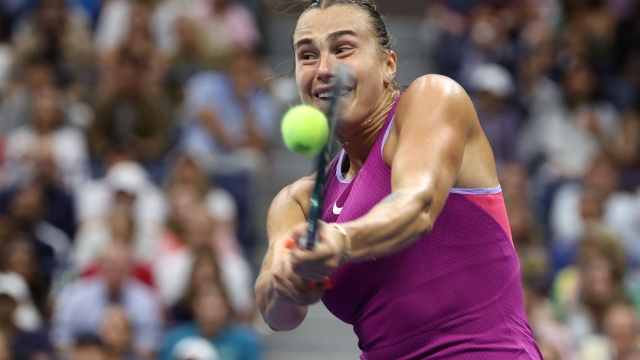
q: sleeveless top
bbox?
[320,96,542,359]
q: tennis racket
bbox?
[301,64,351,250]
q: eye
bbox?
[337,46,352,54]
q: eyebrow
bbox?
[293,29,358,50]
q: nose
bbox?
[316,54,335,83]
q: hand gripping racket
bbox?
[301,64,351,250]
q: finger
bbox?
[291,246,334,264]
[273,270,322,305]
[283,238,295,249]
[290,266,328,283]
[290,223,308,242]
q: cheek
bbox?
[296,67,315,99]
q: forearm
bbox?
[255,271,308,331]
[341,190,434,262]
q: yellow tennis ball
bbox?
[281,105,329,156]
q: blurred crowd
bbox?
[0,0,640,359]
[423,0,640,359]
[0,0,278,359]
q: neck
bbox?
[335,90,398,178]
[199,322,224,338]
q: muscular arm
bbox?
[255,177,316,331]
[340,75,493,261]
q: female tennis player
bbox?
[255,0,542,358]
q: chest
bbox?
[321,156,392,223]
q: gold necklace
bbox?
[358,91,400,127]
[338,91,400,141]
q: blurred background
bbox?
[0,0,637,359]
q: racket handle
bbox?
[299,230,317,249]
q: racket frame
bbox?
[302,65,350,249]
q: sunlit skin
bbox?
[256,4,499,331]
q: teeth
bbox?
[316,89,352,100]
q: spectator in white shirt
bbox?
[3,86,89,190]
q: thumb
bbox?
[290,222,309,247]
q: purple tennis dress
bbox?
[320,97,542,359]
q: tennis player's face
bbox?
[293,6,395,124]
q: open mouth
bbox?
[314,87,353,101]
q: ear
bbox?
[384,51,397,86]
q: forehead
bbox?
[294,5,372,43]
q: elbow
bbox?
[415,192,435,237]
[416,213,434,238]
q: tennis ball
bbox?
[281,105,329,156]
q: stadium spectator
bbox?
[549,156,640,262]
[578,300,640,360]
[559,0,616,69]
[168,250,223,324]
[519,62,620,179]
[167,154,238,238]
[515,47,557,121]
[613,109,640,191]
[2,184,70,283]
[94,0,177,59]
[180,49,277,167]
[456,4,518,89]
[552,223,628,344]
[0,56,55,136]
[159,283,260,360]
[11,0,93,66]
[469,63,522,168]
[154,201,254,322]
[171,336,220,360]
[507,197,550,286]
[185,0,261,51]
[0,145,77,239]
[90,48,171,170]
[70,334,107,360]
[0,237,50,319]
[0,274,53,359]
[75,158,167,238]
[170,16,228,72]
[522,282,575,360]
[99,305,136,360]
[3,86,89,189]
[51,242,162,359]
[179,48,278,251]
[73,195,156,271]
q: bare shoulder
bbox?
[395,75,474,128]
[405,74,469,101]
[383,74,480,166]
[275,175,315,208]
